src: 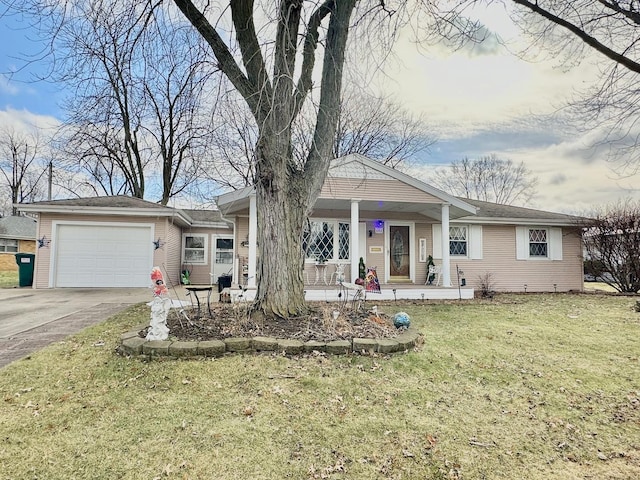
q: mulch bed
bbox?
[139,303,401,343]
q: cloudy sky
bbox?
[0,3,638,215]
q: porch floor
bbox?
[303,283,475,302]
[178,283,475,304]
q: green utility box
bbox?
[15,253,35,287]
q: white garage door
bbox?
[54,224,153,287]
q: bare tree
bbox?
[201,84,435,194]
[502,0,640,169]
[6,0,478,318]
[432,154,538,205]
[295,86,435,168]
[0,127,47,216]
[171,0,478,317]
[583,199,640,293]
[23,0,217,204]
[172,0,361,317]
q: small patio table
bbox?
[185,285,214,318]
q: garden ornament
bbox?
[393,311,411,329]
[146,266,171,341]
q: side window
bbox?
[183,234,208,264]
[449,226,467,256]
[0,239,19,253]
[529,229,548,258]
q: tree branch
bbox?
[511,0,640,74]
[171,0,262,114]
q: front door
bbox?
[212,236,234,281]
[389,225,410,279]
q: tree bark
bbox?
[173,0,356,317]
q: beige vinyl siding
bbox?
[33,213,167,289]
[34,215,53,288]
[163,221,183,285]
[414,223,432,284]
[449,225,583,292]
[181,225,234,285]
[321,178,441,203]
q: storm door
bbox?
[389,225,410,279]
[212,236,234,281]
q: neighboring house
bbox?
[0,216,37,272]
[17,154,585,297]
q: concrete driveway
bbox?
[0,287,152,368]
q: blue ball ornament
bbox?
[393,311,411,329]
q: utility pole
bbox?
[48,160,52,200]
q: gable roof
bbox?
[18,195,193,227]
[217,154,478,220]
[0,216,37,240]
[329,154,477,214]
[17,196,231,229]
[458,198,586,226]
[182,208,226,227]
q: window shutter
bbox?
[469,225,483,260]
[432,224,442,259]
[515,226,527,260]
[550,227,563,261]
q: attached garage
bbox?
[53,222,153,287]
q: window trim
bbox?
[304,219,350,263]
[528,228,549,258]
[182,233,208,265]
[449,225,468,257]
[516,226,563,261]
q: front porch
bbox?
[219,282,475,303]
[303,283,475,302]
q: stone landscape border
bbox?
[117,327,421,359]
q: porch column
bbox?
[248,193,257,288]
[350,199,360,283]
[441,203,451,287]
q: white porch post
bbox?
[441,203,451,287]
[350,199,360,283]
[248,193,257,288]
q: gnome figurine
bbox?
[146,267,171,341]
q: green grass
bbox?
[0,294,639,479]
[0,270,18,288]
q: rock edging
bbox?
[117,327,421,359]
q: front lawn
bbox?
[0,294,638,479]
[0,270,18,288]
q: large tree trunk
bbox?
[172,0,356,318]
[253,140,308,317]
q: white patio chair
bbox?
[330,263,347,285]
[427,265,442,286]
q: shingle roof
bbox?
[458,198,585,224]
[0,216,37,240]
[183,209,224,223]
[25,195,170,210]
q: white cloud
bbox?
[0,107,60,134]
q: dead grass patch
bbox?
[0,294,639,479]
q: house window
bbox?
[449,226,467,256]
[303,220,350,261]
[183,234,208,264]
[529,229,548,257]
[0,239,18,253]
